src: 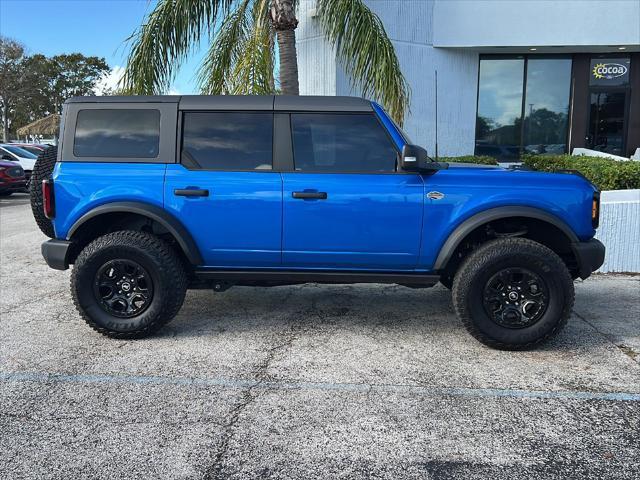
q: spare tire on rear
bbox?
[30,146,57,238]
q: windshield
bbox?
[2,145,38,159]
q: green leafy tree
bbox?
[46,54,110,114]
[0,38,109,140]
[0,37,31,142]
[121,0,410,124]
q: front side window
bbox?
[181,112,273,170]
[291,113,397,173]
[74,109,160,158]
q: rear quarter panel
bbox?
[52,162,167,239]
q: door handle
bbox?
[174,188,209,197]
[292,191,328,200]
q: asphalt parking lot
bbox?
[1,192,639,479]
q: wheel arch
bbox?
[434,206,579,272]
[67,202,203,266]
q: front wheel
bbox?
[452,238,574,350]
[71,231,187,339]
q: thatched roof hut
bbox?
[17,114,61,137]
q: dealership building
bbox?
[297,0,640,160]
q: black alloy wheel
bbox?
[93,259,154,318]
[482,267,549,329]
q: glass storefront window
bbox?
[475,58,524,161]
[523,58,572,155]
[475,56,572,160]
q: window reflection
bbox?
[475,58,524,161]
[588,92,626,156]
[475,56,573,161]
[523,58,572,155]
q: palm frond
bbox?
[316,0,410,124]
[228,0,275,94]
[198,0,252,94]
[121,0,233,94]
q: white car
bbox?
[0,144,38,187]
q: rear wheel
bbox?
[29,146,57,238]
[71,231,187,339]
[452,238,574,350]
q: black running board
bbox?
[193,269,440,286]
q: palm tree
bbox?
[121,0,410,123]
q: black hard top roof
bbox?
[65,95,373,112]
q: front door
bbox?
[164,111,282,267]
[282,113,424,270]
[587,90,628,156]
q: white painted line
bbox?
[2,371,639,402]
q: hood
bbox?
[0,160,18,168]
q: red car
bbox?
[0,159,27,196]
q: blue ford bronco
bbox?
[30,95,605,349]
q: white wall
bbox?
[297,0,479,156]
[434,0,640,48]
[596,189,640,273]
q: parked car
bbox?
[0,159,26,196]
[11,143,50,156]
[31,95,605,349]
[0,144,37,188]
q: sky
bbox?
[0,0,205,94]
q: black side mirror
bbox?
[400,144,448,173]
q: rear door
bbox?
[164,111,282,267]
[282,113,424,270]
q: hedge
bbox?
[441,155,498,166]
[522,154,640,191]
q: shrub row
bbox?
[441,154,640,190]
[441,155,498,166]
[521,154,640,191]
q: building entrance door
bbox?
[587,90,628,156]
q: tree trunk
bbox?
[270,0,299,95]
[276,30,299,95]
[1,97,8,143]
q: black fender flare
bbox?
[67,201,204,265]
[433,206,579,271]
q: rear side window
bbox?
[74,109,160,158]
[181,112,273,170]
[291,113,397,173]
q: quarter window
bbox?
[74,109,160,158]
[181,112,273,170]
[291,113,397,173]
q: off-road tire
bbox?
[439,275,453,290]
[452,238,574,350]
[71,231,187,339]
[29,146,57,238]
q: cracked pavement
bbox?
[1,193,639,479]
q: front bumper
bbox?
[571,238,605,280]
[0,179,27,192]
[41,239,72,270]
